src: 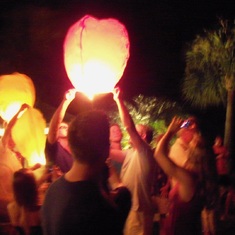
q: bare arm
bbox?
[109,149,127,163]
[2,103,29,148]
[106,158,123,190]
[113,88,145,151]
[47,89,76,144]
[154,117,197,202]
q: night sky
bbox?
[0,0,234,121]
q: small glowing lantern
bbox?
[0,72,35,122]
[64,15,130,99]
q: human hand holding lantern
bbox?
[113,87,121,102]
[64,15,130,100]
[64,88,77,102]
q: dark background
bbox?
[0,0,234,133]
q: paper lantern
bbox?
[11,107,46,166]
[0,141,22,202]
[0,72,35,122]
[64,15,130,99]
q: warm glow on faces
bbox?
[64,15,130,100]
[110,125,122,142]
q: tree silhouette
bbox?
[182,19,235,160]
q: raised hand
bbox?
[167,116,184,135]
[65,88,77,102]
[112,87,121,102]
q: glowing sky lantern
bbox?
[0,72,46,167]
[0,72,35,122]
[64,15,130,99]
[11,107,46,166]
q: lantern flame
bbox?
[0,102,22,122]
[64,15,130,99]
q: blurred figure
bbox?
[110,123,123,174]
[169,116,199,168]
[222,173,235,221]
[154,117,214,235]
[0,104,34,224]
[7,168,43,235]
[42,110,131,235]
[151,134,170,235]
[110,124,123,150]
[110,87,156,235]
[45,89,76,173]
[213,136,229,186]
[212,135,230,228]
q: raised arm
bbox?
[154,117,197,202]
[112,87,144,150]
[47,89,76,144]
[2,103,29,148]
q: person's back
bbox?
[7,202,42,235]
[42,110,131,235]
[42,176,126,235]
[164,183,203,235]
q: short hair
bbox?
[68,110,110,165]
[13,168,38,209]
[136,124,154,144]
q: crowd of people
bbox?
[0,87,235,235]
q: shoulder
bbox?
[7,201,18,212]
[7,201,21,225]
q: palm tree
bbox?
[182,19,235,157]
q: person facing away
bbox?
[7,168,43,235]
[41,110,131,235]
[110,87,156,235]
[45,89,76,173]
[154,116,213,235]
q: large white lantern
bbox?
[64,15,130,99]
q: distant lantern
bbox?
[0,72,35,122]
[64,15,130,99]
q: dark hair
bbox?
[145,126,154,144]
[68,110,110,165]
[13,168,38,210]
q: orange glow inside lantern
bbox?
[0,73,46,167]
[0,72,35,122]
[11,107,46,166]
[64,15,130,99]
